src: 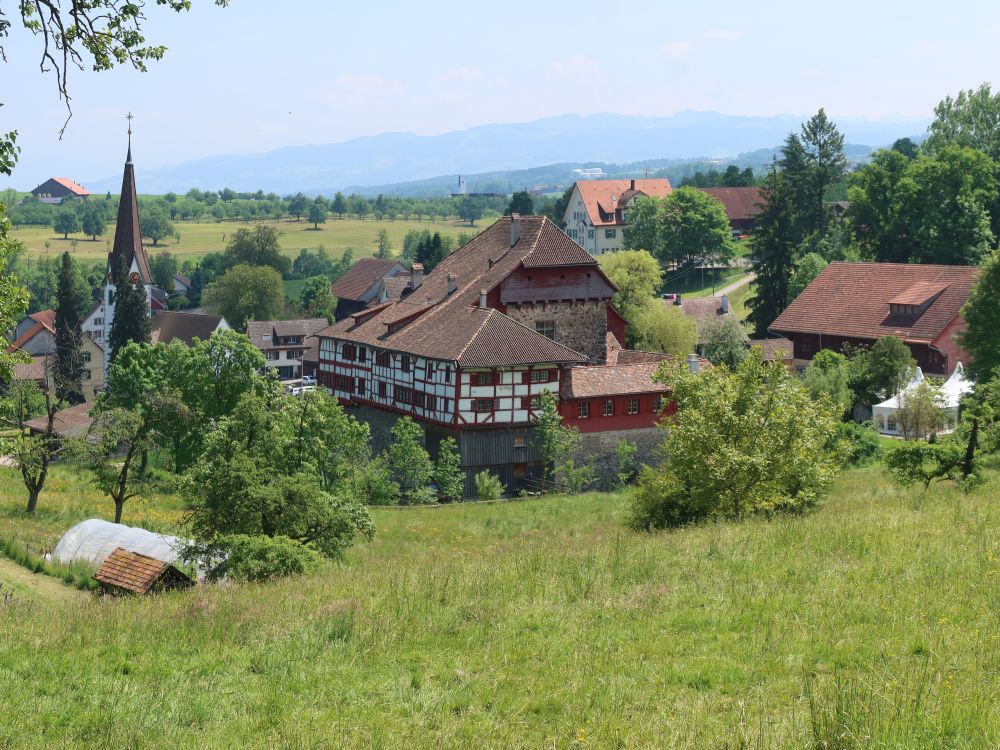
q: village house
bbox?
[698,187,763,234]
[246,318,329,380]
[561,179,673,255]
[8,310,106,400]
[675,295,734,347]
[29,177,91,204]
[330,258,409,320]
[769,262,979,376]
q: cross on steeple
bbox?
[126,112,134,164]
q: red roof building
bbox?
[699,187,764,232]
[769,262,979,375]
[30,177,91,204]
[331,258,409,320]
[562,179,673,255]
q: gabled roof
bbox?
[246,318,329,349]
[699,187,764,222]
[173,272,192,288]
[108,146,152,284]
[25,401,94,438]
[678,297,733,327]
[32,177,91,197]
[331,258,406,301]
[6,310,56,353]
[319,217,595,366]
[150,311,227,346]
[575,179,673,227]
[93,548,191,594]
[560,360,671,399]
[770,262,980,344]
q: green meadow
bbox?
[9,217,478,264]
[0,461,997,748]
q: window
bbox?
[414,391,426,408]
[443,367,452,383]
[535,321,555,340]
[83,370,91,381]
[476,372,492,386]
[286,349,304,359]
[378,381,387,397]
[266,350,279,361]
[475,398,494,412]
[605,229,616,239]
[577,402,589,418]
[521,395,542,409]
[426,361,435,379]
[262,334,271,342]
[653,397,664,412]
[887,414,897,432]
[604,399,615,416]
[358,347,367,363]
[587,229,594,239]
[356,379,366,395]
[628,397,639,414]
[342,344,356,360]
[395,386,413,405]
[530,370,548,383]
[425,394,437,411]
[401,354,411,373]
[376,351,390,367]
[513,434,527,448]
[81,351,91,363]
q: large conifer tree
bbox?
[54,251,85,403]
[749,166,797,337]
[107,254,150,364]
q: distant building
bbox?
[8,310,105,400]
[7,310,56,356]
[561,179,673,255]
[698,187,764,233]
[29,177,91,204]
[150,310,229,346]
[246,318,329,380]
[676,295,734,346]
[769,262,979,376]
[330,258,409,320]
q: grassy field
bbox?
[10,217,479,264]
[0,460,997,747]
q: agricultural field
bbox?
[0,462,997,748]
[9,217,479,264]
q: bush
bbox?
[405,485,438,506]
[204,534,323,583]
[833,421,882,466]
[475,470,503,501]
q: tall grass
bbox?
[0,536,98,591]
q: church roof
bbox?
[109,144,152,284]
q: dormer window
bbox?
[888,282,948,320]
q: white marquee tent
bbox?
[873,362,974,436]
[52,518,187,568]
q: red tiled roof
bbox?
[749,338,793,361]
[560,361,671,399]
[150,311,226,346]
[770,262,979,344]
[331,258,404,301]
[25,401,94,438]
[319,217,596,367]
[93,548,190,594]
[50,177,91,196]
[678,297,733,326]
[699,187,765,222]
[29,309,57,332]
[576,179,673,227]
[246,318,328,349]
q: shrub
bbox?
[204,534,323,583]
[475,470,503,501]
[884,441,964,490]
[833,421,882,466]
[615,440,639,487]
[405,485,438,506]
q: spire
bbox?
[109,114,151,284]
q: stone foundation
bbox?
[574,427,664,491]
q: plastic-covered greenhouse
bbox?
[52,519,188,568]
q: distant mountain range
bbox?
[86,111,929,196]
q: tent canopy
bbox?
[52,519,187,568]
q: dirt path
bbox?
[716,271,756,297]
[0,555,87,606]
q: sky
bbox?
[2,0,999,187]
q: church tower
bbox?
[101,124,153,371]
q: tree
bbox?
[749,167,797,336]
[869,336,916,400]
[622,195,662,255]
[457,196,486,226]
[787,252,828,302]
[505,191,534,216]
[331,192,348,219]
[374,194,388,220]
[896,379,945,440]
[299,275,335,321]
[892,137,920,159]
[54,252,85,404]
[415,231,446,272]
[78,395,187,523]
[0,137,27,381]
[544,185,574,225]
[221,224,291,276]
[107,254,151,364]
[629,299,698,357]
[0,378,59,513]
[658,187,737,268]
[374,228,392,259]
[308,199,327,230]
[53,210,79,239]
[846,149,913,263]
[202,263,284,329]
[803,349,854,417]
[533,391,592,492]
[149,251,178,294]
[185,392,375,559]
[628,350,841,530]
[700,315,749,369]
[598,249,663,324]
[139,206,174,246]
[960,249,1000,382]
[884,441,964,491]
[799,108,847,235]
[926,83,1000,161]
[385,417,434,504]
[287,193,308,221]
[80,203,106,240]
[433,437,464,502]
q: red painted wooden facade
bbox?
[559,392,676,433]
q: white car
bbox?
[301,375,316,386]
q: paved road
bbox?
[716,271,756,298]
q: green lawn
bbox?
[10,217,479,265]
[0,461,997,747]
[664,265,749,299]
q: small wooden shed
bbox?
[93,548,192,596]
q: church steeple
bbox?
[109,113,151,284]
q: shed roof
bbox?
[24,401,93,438]
[93,548,190,594]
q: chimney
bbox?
[447,273,458,295]
[410,263,423,291]
[687,354,700,374]
[720,294,729,313]
[479,289,487,309]
[630,179,636,190]
[510,213,521,247]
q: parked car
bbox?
[301,375,316,386]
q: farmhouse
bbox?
[561,179,673,255]
[769,262,978,376]
[698,187,763,233]
[317,215,671,494]
[330,258,409,320]
[29,177,91,204]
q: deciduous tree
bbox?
[54,209,79,239]
[700,315,749,370]
[221,224,291,276]
[629,300,698,356]
[598,249,663,324]
[299,275,335,321]
[960,248,1000,382]
[202,263,284,329]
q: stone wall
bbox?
[505,300,608,363]
[574,427,664,491]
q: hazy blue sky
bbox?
[2,0,999,186]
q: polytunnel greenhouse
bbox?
[52,519,188,567]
